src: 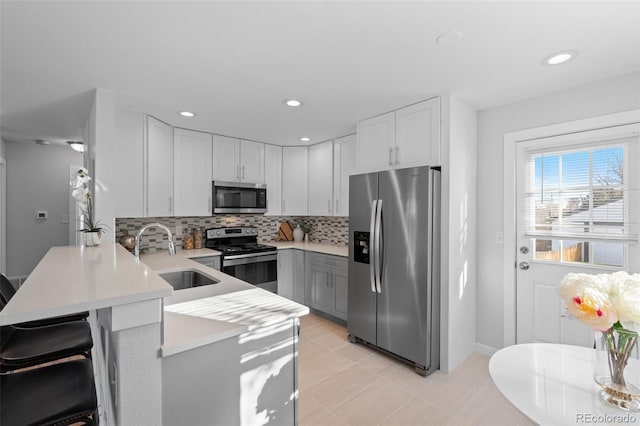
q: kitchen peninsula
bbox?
[0,244,309,426]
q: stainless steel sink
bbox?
[159,269,219,290]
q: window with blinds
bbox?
[523,132,639,267]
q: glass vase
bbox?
[594,328,640,411]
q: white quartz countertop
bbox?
[0,244,173,326]
[140,249,309,357]
[268,241,348,257]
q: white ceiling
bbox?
[1,1,639,147]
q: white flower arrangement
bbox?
[70,167,106,234]
[557,271,640,333]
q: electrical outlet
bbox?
[495,231,504,245]
[61,214,69,224]
[175,225,182,235]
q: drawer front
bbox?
[309,252,347,270]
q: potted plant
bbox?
[70,167,107,246]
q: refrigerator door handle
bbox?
[374,199,383,293]
[369,200,378,293]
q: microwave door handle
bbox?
[369,200,378,293]
[374,199,383,293]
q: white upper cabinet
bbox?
[146,116,174,217]
[308,140,334,216]
[356,111,395,173]
[264,144,282,216]
[333,134,356,216]
[240,140,265,183]
[395,97,441,168]
[282,146,308,215]
[173,128,213,216]
[212,135,241,182]
[212,136,265,183]
[356,97,441,173]
[114,109,144,217]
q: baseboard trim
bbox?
[475,342,498,356]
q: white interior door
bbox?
[516,123,640,346]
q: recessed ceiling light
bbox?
[300,137,311,142]
[179,111,196,117]
[541,50,579,66]
[67,141,85,152]
[284,99,302,107]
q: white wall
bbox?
[476,71,640,351]
[4,141,83,278]
[90,88,118,242]
[440,95,478,371]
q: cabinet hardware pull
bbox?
[328,199,331,213]
[242,165,245,180]
[395,146,399,165]
[168,196,172,213]
[336,199,339,214]
[236,165,240,180]
[388,147,393,166]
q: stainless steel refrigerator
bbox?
[347,166,440,376]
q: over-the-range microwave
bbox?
[212,181,267,214]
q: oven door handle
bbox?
[223,253,277,266]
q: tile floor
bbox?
[298,313,534,426]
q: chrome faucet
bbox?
[134,223,176,260]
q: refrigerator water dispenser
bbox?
[353,231,370,264]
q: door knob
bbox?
[519,261,530,270]
[519,246,529,254]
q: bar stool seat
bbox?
[1,321,93,372]
[0,358,98,426]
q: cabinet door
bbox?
[356,111,395,173]
[115,109,144,217]
[173,128,213,216]
[240,140,265,183]
[264,144,282,215]
[292,250,305,304]
[310,264,334,312]
[308,140,334,216]
[333,134,356,216]
[147,116,174,217]
[277,250,293,300]
[395,97,441,168]
[212,135,240,182]
[282,147,308,215]
[333,267,348,320]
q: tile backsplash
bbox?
[115,215,348,253]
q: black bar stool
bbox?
[0,321,94,372]
[0,358,98,426]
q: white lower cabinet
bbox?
[278,249,305,303]
[306,252,347,320]
[277,250,294,300]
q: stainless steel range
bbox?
[204,226,277,293]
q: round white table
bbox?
[489,343,640,425]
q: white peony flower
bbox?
[611,276,640,333]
